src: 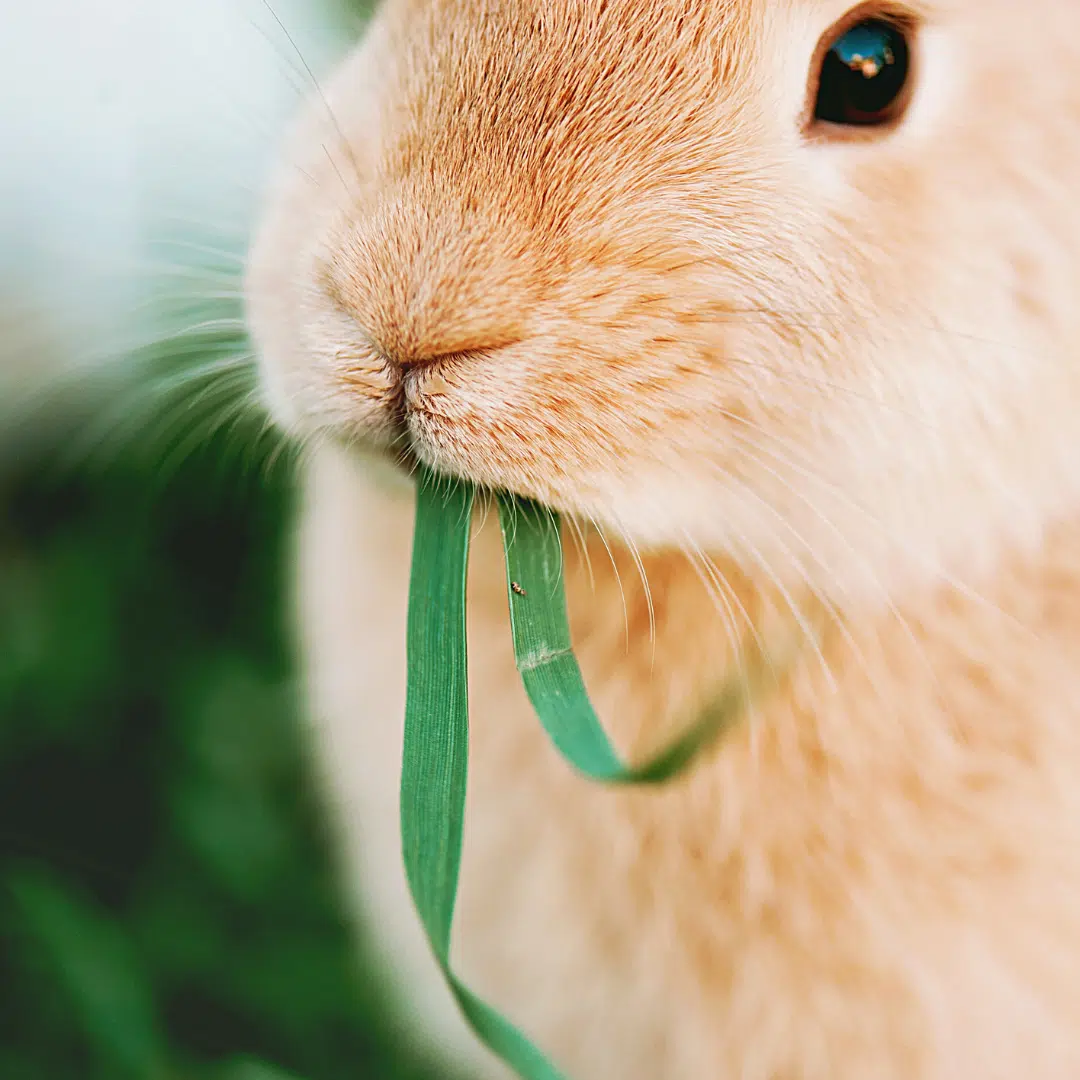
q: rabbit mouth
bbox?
[356,362,473,487]
[383,355,501,478]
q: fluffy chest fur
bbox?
[298,446,1080,1080]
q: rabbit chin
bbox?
[273,373,1067,620]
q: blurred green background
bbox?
[0,418,422,1080]
[0,1,444,1077]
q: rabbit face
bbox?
[248,0,1080,597]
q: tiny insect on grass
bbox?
[402,468,799,1080]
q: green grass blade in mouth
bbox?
[403,473,778,1079]
[403,472,569,1080]
[497,494,758,784]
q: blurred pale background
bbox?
[0,2,446,1078]
[1,0,351,423]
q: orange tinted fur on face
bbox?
[246,1,1080,1076]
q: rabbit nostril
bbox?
[393,351,447,372]
[400,363,452,410]
[424,371,451,395]
[386,343,506,374]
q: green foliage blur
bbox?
[0,2,448,1073]
[0,385,435,1079]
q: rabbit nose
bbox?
[331,189,535,374]
[377,342,506,377]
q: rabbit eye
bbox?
[812,16,913,129]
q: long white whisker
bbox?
[618,525,657,653]
[717,411,1029,644]
[676,537,761,768]
[564,513,596,592]
[591,519,631,650]
[257,0,364,188]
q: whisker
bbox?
[691,426,951,736]
[256,0,364,187]
[542,503,567,601]
[147,238,249,266]
[723,492,840,694]
[675,538,754,696]
[720,413,1030,645]
[591,519,631,650]
[564,514,596,593]
[617,525,657,652]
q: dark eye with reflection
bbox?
[813,18,912,128]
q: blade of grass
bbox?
[403,472,796,1080]
[403,472,568,1080]
[497,494,771,783]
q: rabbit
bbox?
[245,1,1080,1077]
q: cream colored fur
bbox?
[246,1,1080,1076]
